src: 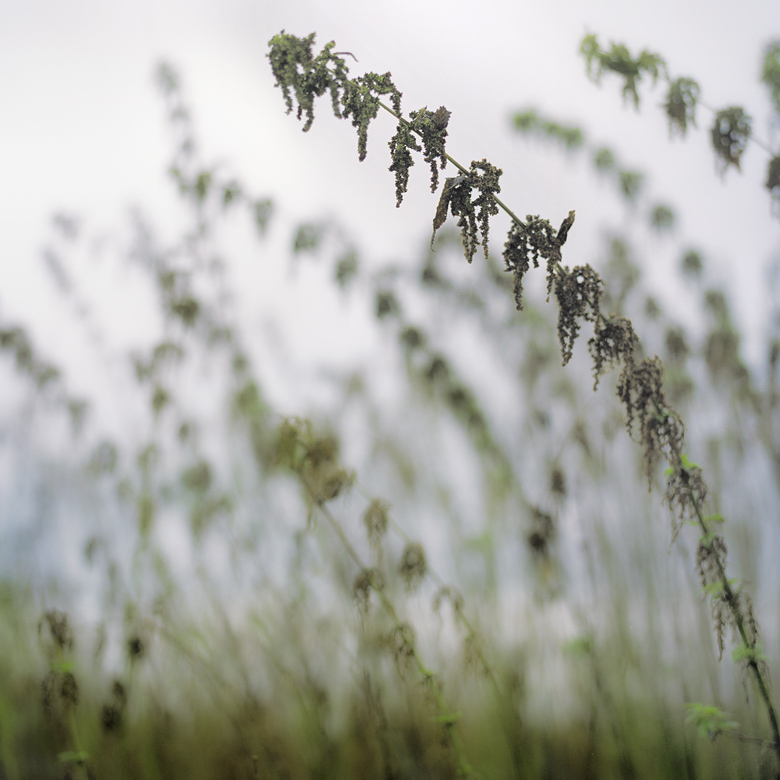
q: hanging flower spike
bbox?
[267,31,402,161]
[435,160,502,263]
[388,120,421,207]
[502,211,575,310]
[389,106,450,207]
[554,264,603,365]
[342,71,402,161]
[267,33,350,131]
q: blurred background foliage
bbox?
[1,40,780,779]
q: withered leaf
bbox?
[430,175,468,250]
[557,210,576,246]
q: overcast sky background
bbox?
[2,0,778,370]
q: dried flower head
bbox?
[342,71,402,161]
[554,264,603,365]
[390,105,452,206]
[526,507,555,558]
[102,704,122,733]
[400,326,424,351]
[549,465,567,497]
[666,458,708,544]
[693,533,733,660]
[127,636,145,662]
[503,211,575,309]
[267,31,401,161]
[680,249,703,277]
[267,33,349,131]
[375,289,400,319]
[388,120,421,206]
[363,498,390,551]
[431,160,502,262]
[39,610,73,653]
[710,107,752,175]
[588,315,638,389]
[766,155,780,216]
[353,567,384,614]
[432,585,465,616]
[42,669,80,720]
[272,417,354,502]
[386,622,416,672]
[664,77,699,138]
[432,106,452,129]
[664,327,690,362]
[399,542,427,592]
[617,356,685,482]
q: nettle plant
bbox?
[268,30,780,764]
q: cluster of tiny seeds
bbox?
[554,264,603,365]
[588,315,639,389]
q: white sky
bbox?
[1,0,778,378]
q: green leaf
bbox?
[685,703,739,740]
[698,531,717,548]
[679,453,700,471]
[731,642,769,665]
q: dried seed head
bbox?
[112,680,128,706]
[61,672,80,707]
[386,622,416,670]
[549,465,567,497]
[353,567,384,613]
[710,107,752,174]
[363,498,390,549]
[526,508,555,558]
[102,704,122,733]
[431,106,451,129]
[41,671,58,715]
[40,610,73,652]
[127,636,145,662]
[432,585,464,616]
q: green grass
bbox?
[1,577,776,780]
